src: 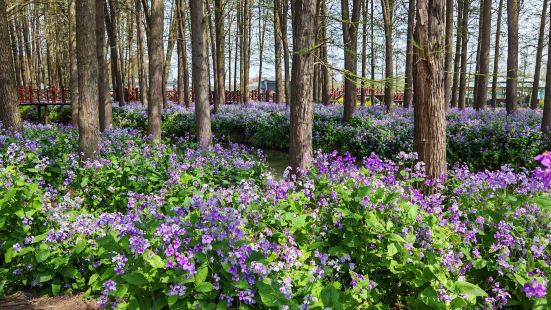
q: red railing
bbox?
[18,86,404,105]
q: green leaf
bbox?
[321,284,343,310]
[256,281,286,307]
[144,250,165,269]
[35,249,50,263]
[195,282,214,293]
[454,281,487,297]
[387,243,398,257]
[51,282,61,296]
[195,263,209,284]
[122,271,148,286]
[38,272,53,283]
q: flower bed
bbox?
[1,122,550,309]
[113,103,550,171]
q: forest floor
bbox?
[0,292,97,310]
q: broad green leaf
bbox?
[123,271,148,286]
[454,281,487,297]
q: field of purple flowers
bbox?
[113,103,550,171]
[1,118,550,309]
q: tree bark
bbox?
[531,0,548,110]
[458,0,469,110]
[68,0,79,128]
[163,11,178,110]
[189,0,213,148]
[403,0,415,108]
[413,0,447,179]
[506,0,518,114]
[490,0,504,108]
[474,0,491,110]
[543,0,551,133]
[289,0,316,171]
[450,0,463,108]
[76,0,100,159]
[105,0,125,106]
[97,0,112,131]
[0,0,22,133]
[274,0,284,103]
[443,0,453,107]
[136,0,148,106]
[321,0,331,105]
[215,0,226,107]
[281,0,291,103]
[240,0,251,104]
[341,0,362,122]
[148,0,164,140]
[360,0,368,106]
[381,0,394,112]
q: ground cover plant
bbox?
[113,103,550,171]
[1,121,550,309]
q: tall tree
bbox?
[97,0,112,131]
[105,0,125,106]
[457,0,469,110]
[136,0,148,107]
[404,0,415,108]
[0,0,22,133]
[280,0,291,103]
[381,0,394,112]
[177,0,190,107]
[289,0,316,170]
[215,0,226,108]
[148,0,164,140]
[341,0,362,122]
[505,0,518,114]
[543,0,551,133]
[360,0,368,106]
[490,0,504,108]
[69,0,79,128]
[274,0,284,103]
[443,0,453,106]
[320,0,331,105]
[189,0,213,148]
[530,0,548,110]
[450,0,463,108]
[413,0,447,178]
[76,0,100,159]
[474,0,491,110]
[240,0,251,104]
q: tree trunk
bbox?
[97,0,111,131]
[148,0,164,140]
[474,0,491,110]
[490,0,504,108]
[105,0,125,106]
[239,0,251,104]
[443,0,453,107]
[506,0,518,114]
[370,0,375,105]
[341,0,362,122]
[68,0,79,128]
[360,0,368,106]
[381,0,394,112]
[543,0,551,133]
[189,0,213,148]
[531,0,548,110]
[413,0,447,178]
[403,0,415,108]
[289,0,316,171]
[215,0,226,108]
[76,0,100,159]
[163,12,178,110]
[281,0,291,103]
[0,0,22,133]
[321,0,331,105]
[136,0,148,106]
[458,0,469,110]
[257,1,267,101]
[450,0,463,108]
[274,0,284,103]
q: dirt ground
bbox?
[0,292,98,310]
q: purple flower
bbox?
[103,280,116,292]
[523,278,547,298]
